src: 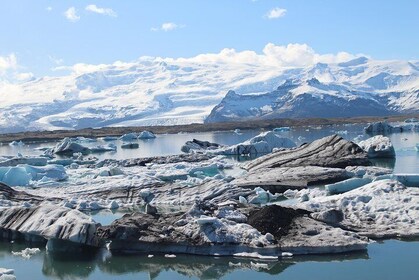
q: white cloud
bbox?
[151,22,185,32]
[15,72,34,81]
[46,6,52,12]
[64,7,80,22]
[265,7,287,19]
[48,55,64,65]
[85,4,117,17]
[172,43,358,68]
[56,43,361,77]
[0,54,17,75]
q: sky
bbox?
[0,0,418,80]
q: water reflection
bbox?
[0,240,369,280]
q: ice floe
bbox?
[358,135,395,158]
[298,179,419,238]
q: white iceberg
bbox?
[119,133,138,141]
[138,130,156,139]
[219,131,296,155]
[358,135,395,158]
[0,164,68,186]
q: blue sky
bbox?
[0,0,418,77]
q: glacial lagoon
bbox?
[0,123,418,279]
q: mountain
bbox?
[206,58,419,123]
[0,56,418,133]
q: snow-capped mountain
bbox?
[206,58,419,123]
[0,54,418,133]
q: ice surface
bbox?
[358,135,395,158]
[298,179,419,238]
[138,131,156,139]
[325,177,372,194]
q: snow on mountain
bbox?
[0,46,418,132]
[206,58,419,123]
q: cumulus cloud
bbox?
[85,4,117,17]
[46,6,52,12]
[0,53,35,82]
[0,54,17,75]
[64,7,80,22]
[265,7,287,19]
[151,22,185,32]
[56,43,361,76]
[173,43,358,68]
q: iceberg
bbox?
[100,136,118,141]
[0,156,47,167]
[325,177,372,194]
[121,142,139,149]
[394,174,419,187]
[358,135,396,158]
[119,133,138,141]
[46,137,90,156]
[89,144,117,153]
[219,131,296,155]
[0,164,68,186]
[138,130,156,139]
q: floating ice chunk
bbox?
[0,166,31,186]
[220,131,296,155]
[121,142,139,149]
[248,187,280,204]
[100,136,118,141]
[234,128,241,134]
[405,118,418,123]
[148,254,154,258]
[0,156,47,167]
[48,137,90,156]
[11,248,41,259]
[164,254,176,258]
[358,135,395,158]
[108,200,119,209]
[273,127,290,132]
[138,131,156,139]
[394,174,419,187]
[90,144,117,153]
[415,144,419,152]
[233,252,278,260]
[23,164,68,182]
[325,177,372,194]
[364,122,402,134]
[9,141,24,146]
[119,133,138,141]
[281,252,293,257]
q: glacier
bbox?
[0,55,418,132]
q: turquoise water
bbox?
[0,124,418,279]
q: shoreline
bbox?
[1,114,418,144]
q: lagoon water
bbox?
[0,123,418,279]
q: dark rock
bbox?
[233,166,351,192]
[247,205,310,240]
[243,135,370,171]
